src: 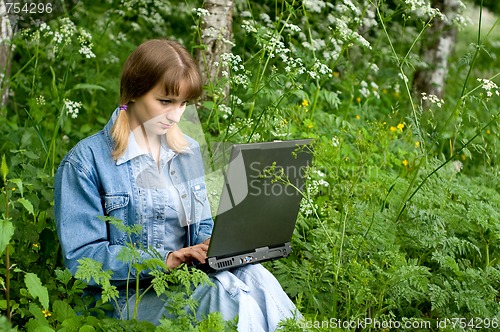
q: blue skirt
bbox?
[114,264,300,331]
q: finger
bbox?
[184,247,207,263]
[171,252,187,263]
[193,243,209,252]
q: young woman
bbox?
[54,39,299,330]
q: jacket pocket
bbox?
[103,193,130,245]
[191,183,208,223]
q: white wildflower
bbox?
[308,70,318,80]
[394,83,401,94]
[77,29,96,59]
[242,20,257,34]
[218,104,232,120]
[303,0,327,13]
[312,60,332,76]
[359,80,370,98]
[240,11,252,18]
[59,17,77,40]
[53,31,63,44]
[332,136,340,147]
[342,0,361,16]
[64,99,82,119]
[79,45,96,59]
[421,92,444,107]
[259,13,272,24]
[369,63,379,73]
[40,22,50,32]
[36,95,46,105]
[193,8,210,17]
[231,95,243,106]
[477,78,499,97]
[104,54,120,65]
[284,22,301,33]
[404,0,443,19]
[116,32,127,43]
[399,72,409,83]
[232,74,249,88]
[451,160,463,173]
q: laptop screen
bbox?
[207,139,313,258]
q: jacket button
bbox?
[156,243,162,248]
[170,170,176,175]
[181,194,187,199]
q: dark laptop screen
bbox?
[208,139,313,258]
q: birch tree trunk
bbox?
[413,0,461,99]
[0,0,13,110]
[196,0,234,100]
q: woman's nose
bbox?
[167,105,185,123]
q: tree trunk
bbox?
[196,0,234,100]
[0,0,13,110]
[413,0,461,98]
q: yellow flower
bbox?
[390,126,397,132]
[355,115,360,120]
[461,154,466,161]
[32,243,40,249]
[486,129,491,134]
[42,309,51,317]
[301,99,309,107]
[397,123,405,131]
[356,97,361,103]
[11,187,16,191]
[402,159,409,167]
[282,118,288,124]
[304,119,314,129]
[333,71,340,77]
[415,141,420,147]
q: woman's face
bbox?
[128,82,188,136]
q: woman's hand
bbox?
[166,243,209,270]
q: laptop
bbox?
[196,138,313,272]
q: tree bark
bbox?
[196,0,234,100]
[413,0,461,98]
[0,0,13,110]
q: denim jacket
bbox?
[54,109,213,285]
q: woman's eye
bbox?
[160,100,171,105]
[181,101,188,106]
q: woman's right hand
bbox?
[166,243,209,270]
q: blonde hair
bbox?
[112,39,203,160]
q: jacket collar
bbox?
[104,108,181,166]
[103,108,118,153]
[116,133,177,166]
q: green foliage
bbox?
[25,272,50,310]
[0,0,499,331]
[0,220,14,257]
